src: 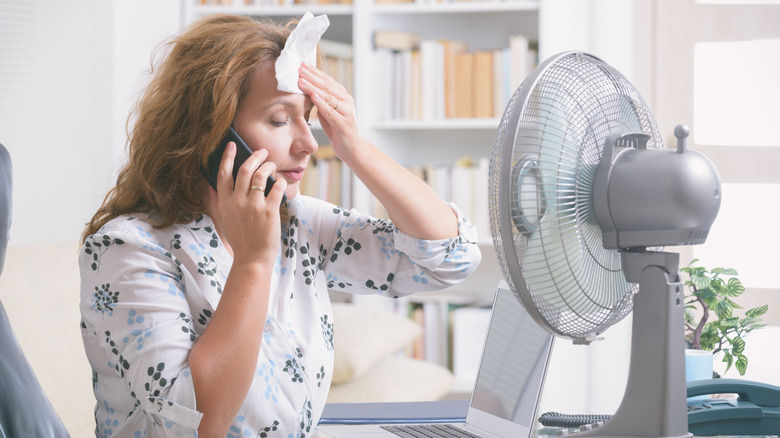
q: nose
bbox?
[293,120,319,157]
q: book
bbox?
[319,39,352,60]
[371,32,538,122]
[441,39,468,119]
[405,291,479,368]
[472,50,494,118]
[409,50,422,120]
[450,157,475,226]
[374,29,421,51]
[373,49,394,121]
[392,50,404,119]
[492,48,506,118]
[424,161,450,202]
[509,34,529,92]
[420,39,442,121]
[453,52,473,118]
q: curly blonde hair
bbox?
[83,14,298,242]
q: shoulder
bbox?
[81,214,201,275]
[81,214,196,262]
[88,214,197,242]
[290,195,351,226]
[292,195,339,214]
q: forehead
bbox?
[244,61,308,111]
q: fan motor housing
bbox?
[594,131,722,250]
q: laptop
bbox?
[316,280,555,438]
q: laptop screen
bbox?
[468,282,554,433]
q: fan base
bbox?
[567,251,691,438]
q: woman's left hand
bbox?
[297,63,361,162]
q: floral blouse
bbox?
[79,195,481,438]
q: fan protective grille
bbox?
[490,52,663,341]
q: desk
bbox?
[313,401,780,438]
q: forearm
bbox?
[189,261,271,437]
[298,64,457,239]
[343,139,458,240]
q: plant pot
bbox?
[685,349,713,400]
[685,349,714,381]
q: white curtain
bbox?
[0,0,114,245]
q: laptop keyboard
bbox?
[380,424,482,438]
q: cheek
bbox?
[252,130,291,164]
[264,138,292,165]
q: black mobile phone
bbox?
[204,127,286,204]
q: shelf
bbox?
[189,4,353,17]
[371,1,538,15]
[372,118,501,131]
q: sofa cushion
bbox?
[331,303,422,384]
[327,356,454,403]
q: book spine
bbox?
[373,30,536,120]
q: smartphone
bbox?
[204,126,286,204]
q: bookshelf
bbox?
[183,0,542,387]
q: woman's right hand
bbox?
[207,141,287,264]
[195,142,284,436]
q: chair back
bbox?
[0,144,70,437]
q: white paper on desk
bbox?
[275,11,330,94]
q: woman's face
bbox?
[233,61,318,201]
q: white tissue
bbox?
[275,11,330,94]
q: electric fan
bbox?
[489,52,721,438]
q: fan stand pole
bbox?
[578,250,692,438]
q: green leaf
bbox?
[746,305,768,318]
[684,307,696,325]
[725,277,745,297]
[732,337,745,355]
[715,301,733,319]
[710,279,727,295]
[720,267,738,276]
[722,350,733,368]
[700,291,718,309]
[739,317,761,327]
[735,355,748,376]
[725,297,743,310]
[691,275,710,290]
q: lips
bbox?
[279,167,306,182]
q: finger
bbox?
[217,141,237,195]
[306,86,335,117]
[249,161,277,196]
[266,176,288,207]
[234,148,269,191]
[300,63,346,97]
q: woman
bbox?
[79,14,480,438]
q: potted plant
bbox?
[682,259,768,377]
